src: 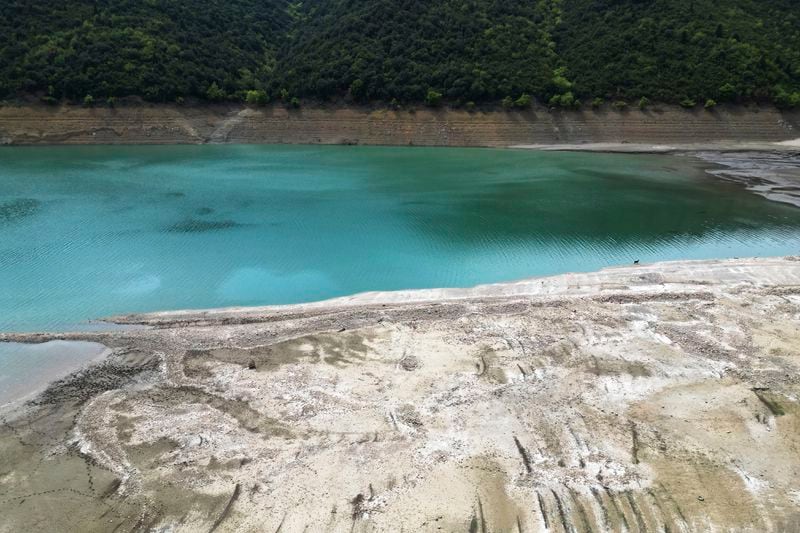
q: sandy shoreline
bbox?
[96,256,800,326]
[2,256,800,531]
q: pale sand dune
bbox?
[1,257,800,531]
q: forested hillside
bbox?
[0,0,288,102]
[1,0,799,108]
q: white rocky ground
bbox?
[1,257,800,532]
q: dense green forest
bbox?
[1,0,799,107]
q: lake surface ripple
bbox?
[2,145,800,332]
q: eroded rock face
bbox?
[2,259,800,531]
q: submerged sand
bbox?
[1,257,800,531]
[0,340,110,407]
[513,141,800,208]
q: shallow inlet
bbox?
[1,144,800,332]
[0,340,109,406]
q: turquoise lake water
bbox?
[1,144,800,333]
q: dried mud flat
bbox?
[2,257,800,532]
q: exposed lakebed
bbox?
[1,144,800,332]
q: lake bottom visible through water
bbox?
[1,144,799,335]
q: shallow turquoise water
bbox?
[0,340,108,406]
[1,144,800,332]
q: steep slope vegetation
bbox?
[0,0,289,101]
[274,0,561,103]
[1,0,798,107]
[557,0,800,106]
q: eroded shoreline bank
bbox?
[1,103,798,146]
[2,257,800,531]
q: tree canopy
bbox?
[1,0,798,107]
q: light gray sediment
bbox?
[2,257,800,531]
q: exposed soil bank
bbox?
[1,103,798,146]
[2,257,800,531]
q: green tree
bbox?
[704,98,717,109]
[206,82,226,101]
[349,79,366,101]
[551,67,573,91]
[559,92,576,108]
[83,94,94,107]
[245,89,268,105]
[514,94,532,108]
[774,87,800,108]
[425,89,443,107]
[719,83,737,101]
[638,97,650,110]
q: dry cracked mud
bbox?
[1,257,800,532]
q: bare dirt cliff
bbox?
[1,103,798,146]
